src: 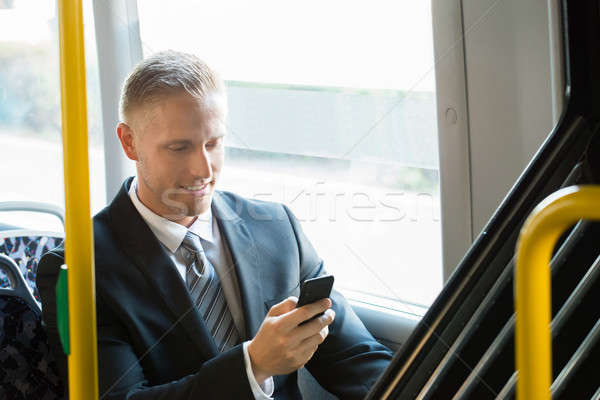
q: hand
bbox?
[247,296,335,383]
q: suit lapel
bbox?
[212,191,265,340]
[108,178,217,360]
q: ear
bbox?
[117,122,139,161]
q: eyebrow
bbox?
[163,134,225,146]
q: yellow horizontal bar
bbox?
[57,0,99,398]
[515,185,600,400]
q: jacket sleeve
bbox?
[36,247,254,400]
[282,204,393,399]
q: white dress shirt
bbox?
[128,179,274,399]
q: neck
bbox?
[134,180,199,228]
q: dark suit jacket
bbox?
[37,178,392,399]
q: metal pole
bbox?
[57,0,99,398]
[515,185,600,399]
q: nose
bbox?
[190,147,213,181]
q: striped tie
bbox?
[181,231,240,352]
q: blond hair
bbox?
[119,50,224,123]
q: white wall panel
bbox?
[462,0,555,236]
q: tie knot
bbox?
[181,231,204,255]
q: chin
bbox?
[191,196,212,216]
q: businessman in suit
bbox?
[37,50,392,399]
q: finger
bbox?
[319,325,329,342]
[294,309,335,341]
[284,325,330,370]
[268,296,298,317]
[296,331,326,360]
[284,298,332,328]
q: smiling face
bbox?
[117,91,227,227]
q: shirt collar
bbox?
[128,177,215,253]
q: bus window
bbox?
[137,0,442,309]
[0,0,105,227]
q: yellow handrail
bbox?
[57,0,99,399]
[515,185,600,400]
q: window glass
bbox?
[0,0,105,233]
[138,0,442,307]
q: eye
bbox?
[168,144,189,152]
[206,138,223,149]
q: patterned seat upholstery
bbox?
[0,234,63,306]
[0,295,64,399]
[0,232,65,400]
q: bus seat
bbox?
[0,201,66,307]
[298,368,339,399]
[0,254,64,399]
[0,232,64,307]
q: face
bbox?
[117,91,227,227]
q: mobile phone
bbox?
[296,275,334,324]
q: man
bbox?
[37,50,392,399]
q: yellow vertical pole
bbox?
[515,185,600,400]
[56,0,99,399]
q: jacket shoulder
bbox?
[36,206,112,281]
[215,190,288,220]
[216,189,282,208]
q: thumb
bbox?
[268,296,298,316]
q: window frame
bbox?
[94,0,471,322]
